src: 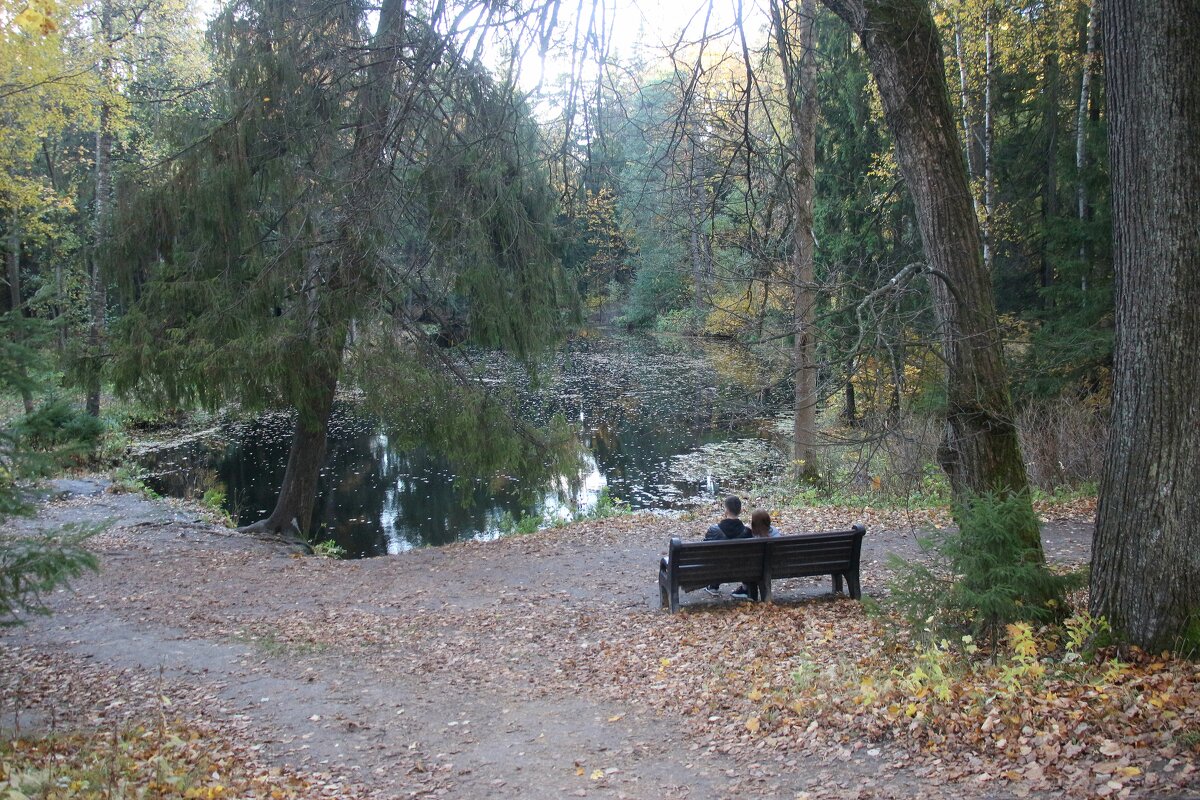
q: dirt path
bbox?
[2,483,1095,799]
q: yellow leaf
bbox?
[748,688,763,702]
[607,714,624,722]
[905,703,918,717]
[745,716,760,733]
[589,769,604,780]
[1118,766,1142,778]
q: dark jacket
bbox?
[705,518,751,540]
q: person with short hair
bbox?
[703,496,751,595]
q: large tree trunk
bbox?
[771,0,820,481]
[239,349,341,545]
[5,221,18,317]
[1090,0,1200,653]
[820,0,1038,548]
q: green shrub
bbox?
[514,514,541,535]
[888,491,1083,648]
[110,464,159,498]
[311,539,346,559]
[13,396,105,455]
[617,243,688,329]
[201,486,227,511]
[496,509,542,536]
[584,487,629,520]
[0,314,102,623]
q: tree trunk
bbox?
[239,350,340,545]
[953,19,982,185]
[1090,0,1200,653]
[5,222,18,317]
[243,0,408,541]
[1041,51,1059,293]
[820,0,1039,549]
[87,0,113,419]
[687,138,708,333]
[6,217,33,413]
[981,4,994,274]
[1075,0,1098,289]
[771,0,820,481]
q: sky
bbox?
[190,0,752,93]
[511,0,748,91]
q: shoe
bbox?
[704,585,721,596]
[731,586,750,600]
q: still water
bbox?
[142,332,789,557]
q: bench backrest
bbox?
[667,537,769,592]
[765,524,866,579]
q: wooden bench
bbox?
[658,524,867,612]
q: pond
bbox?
[140,332,791,557]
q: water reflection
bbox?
[142,332,788,557]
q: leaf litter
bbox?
[1,487,1196,799]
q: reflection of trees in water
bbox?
[145,453,223,501]
[312,432,527,556]
[141,334,789,556]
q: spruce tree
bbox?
[109,0,576,542]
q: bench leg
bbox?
[847,571,862,600]
[659,575,670,611]
[832,573,844,595]
[670,584,680,613]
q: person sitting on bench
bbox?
[703,495,751,595]
[731,510,782,600]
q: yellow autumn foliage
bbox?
[1,0,103,227]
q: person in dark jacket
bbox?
[703,496,751,595]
